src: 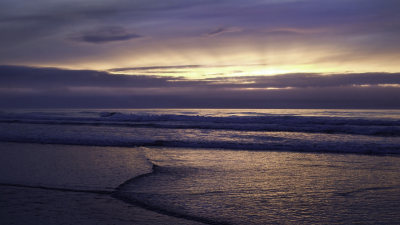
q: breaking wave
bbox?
[0,111,399,136]
[1,109,399,155]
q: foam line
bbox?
[1,111,399,137]
[336,186,399,197]
[1,118,399,137]
[113,164,232,225]
[0,165,229,225]
[0,183,112,195]
[0,138,398,156]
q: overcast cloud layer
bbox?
[0,0,400,73]
[1,66,399,108]
[1,0,400,108]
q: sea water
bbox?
[119,148,400,224]
[0,109,399,154]
[0,109,399,224]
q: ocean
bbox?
[0,109,399,224]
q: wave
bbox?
[1,110,399,155]
[0,166,225,225]
[0,136,398,155]
[113,164,232,225]
[336,186,400,197]
[0,182,112,195]
[0,165,229,225]
[1,111,399,136]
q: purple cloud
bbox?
[71,26,141,44]
[0,65,399,108]
[205,27,242,37]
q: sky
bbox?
[0,0,399,108]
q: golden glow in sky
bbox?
[1,0,399,108]
[38,38,400,79]
[1,0,400,80]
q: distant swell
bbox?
[1,110,399,155]
[336,186,400,197]
[0,137,398,155]
[1,111,399,136]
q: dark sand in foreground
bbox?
[0,142,203,225]
[0,185,203,225]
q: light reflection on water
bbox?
[7,108,400,119]
[2,122,398,154]
[1,108,399,154]
[1,108,399,224]
[121,148,400,224]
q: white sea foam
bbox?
[0,110,399,136]
[0,109,399,154]
[117,148,400,224]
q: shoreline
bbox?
[0,142,203,225]
[0,166,222,225]
[2,141,400,224]
[1,140,398,157]
[0,185,203,225]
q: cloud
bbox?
[2,65,400,90]
[0,65,173,88]
[0,65,399,108]
[1,0,400,69]
[108,64,248,72]
[205,27,242,37]
[109,65,202,72]
[263,27,328,36]
[217,73,400,89]
[70,26,141,44]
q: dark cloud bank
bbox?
[1,0,400,64]
[0,65,399,108]
[70,26,141,44]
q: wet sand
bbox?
[0,142,203,225]
[0,185,203,225]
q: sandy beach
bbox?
[1,126,400,224]
[0,185,203,225]
[0,142,203,225]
